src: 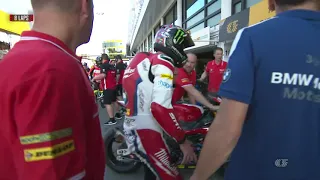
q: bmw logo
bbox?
[223,68,231,83]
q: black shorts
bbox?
[103,89,117,105]
[116,84,123,97]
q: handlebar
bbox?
[196,79,208,86]
[196,80,221,105]
[206,93,221,105]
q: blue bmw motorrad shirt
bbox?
[219,10,320,180]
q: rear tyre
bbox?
[105,130,142,173]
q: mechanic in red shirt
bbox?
[96,54,110,90]
[0,0,105,179]
[101,53,110,64]
[89,57,102,78]
[199,47,228,93]
[115,55,126,100]
[93,59,118,125]
[172,53,218,111]
[89,57,103,89]
[114,55,126,117]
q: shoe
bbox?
[104,120,117,125]
[115,113,122,120]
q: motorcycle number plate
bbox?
[117,149,130,156]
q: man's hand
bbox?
[184,85,214,110]
[208,104,219,111]
[199,71,207,81]
[92,74,106,81]
[179,140,197,164]
[196,79,204,83]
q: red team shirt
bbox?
[89,65,101,78]
[205,60,228,92]
[101,63,117,89]
[172,68,197,104]
[116,62,126,85]
[0,31,105,180]
[92,66,101,77]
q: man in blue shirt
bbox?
[191,0,320,180]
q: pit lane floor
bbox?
[98,105,223,180]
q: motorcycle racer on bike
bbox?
[122,25,197,180]
[89,56,102,79]
[89,56,103,89]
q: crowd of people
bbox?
[0,0,319,180]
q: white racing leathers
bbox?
[122,52,185,180]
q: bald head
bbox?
[184,53,197,73]
[187,53,197,61]
[31,0,80,12]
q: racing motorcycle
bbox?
[105,98,227,175]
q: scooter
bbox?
[105,98,227,175]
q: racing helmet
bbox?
[115,55,122,60]
[109,59,116,65]
[96,56,102,65]
[101,54,109,64]
[154,25,195,67]
[115,55,123,63]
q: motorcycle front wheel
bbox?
[105,130,142,173]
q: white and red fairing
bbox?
[122,52,185,143]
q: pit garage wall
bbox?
[217,0,276,62]
[130,0,177,52]
[217,0,232,62]
[132,0,274,74]
[184,25,219,74]
[189,0,275,74]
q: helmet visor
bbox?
[183,32,195,49]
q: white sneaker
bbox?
[104,120,117,126]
